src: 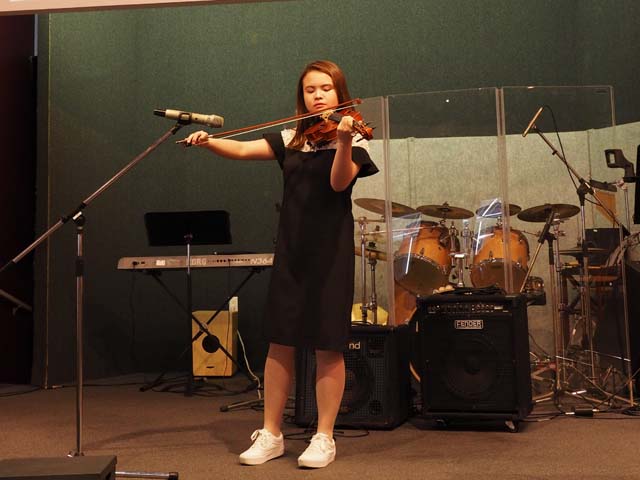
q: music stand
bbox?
[144,210,231,247]
[141,210,235,395]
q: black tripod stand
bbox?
[139,210,261,396]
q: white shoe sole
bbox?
[239,449,284,465]
[297,452,335,468]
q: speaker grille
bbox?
[418,294,532,420]
[295,325,410,429]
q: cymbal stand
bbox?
[530,125,634,405]
[576,181,597,381]
[551,220,568,389]
[356,217,378,324]
[367,255,380,324]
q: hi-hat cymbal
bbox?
[517,203,580,222]
[354,216,386,224]
[354,198,417,217]
[416,202,474,219]
[559,247,608,258]
[354,246,387,262]
[475,203,522,217]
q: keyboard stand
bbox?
[139,264,267,394]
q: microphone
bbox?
[588,178,617,192]
[522,106,544,137]
[154,109,224,128]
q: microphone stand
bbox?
[0,123,183,478]
[520,209,564,404]
[529,125,634,405]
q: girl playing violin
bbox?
[185,60,377,469]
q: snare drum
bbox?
[470,226,530,290]
[393,221,453,295]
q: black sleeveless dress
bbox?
[263,130,378,351]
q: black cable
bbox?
[0,385,42,397]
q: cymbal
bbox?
[517,203,580,222]
[416,202,474,219]
[475,203,522,217]
[354,246,387,262]
[559,247,608,258]
[354,198,417,217]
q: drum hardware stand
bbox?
[447,222,466,287]
[366,254,380,323]
[526,123,634,406]
[356,217,381,324]
[0,123,184,477]
[457,219,473,287]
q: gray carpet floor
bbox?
[1,374,639,480]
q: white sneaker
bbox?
[297,433,336,468]
[239,429,284,465]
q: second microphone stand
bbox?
[529,125,634,406]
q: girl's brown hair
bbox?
[287,60,352,150]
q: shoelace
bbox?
[250,429,273,448]
[307,434,333,453]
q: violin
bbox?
[175,99,373,145]
[303,108,374,148]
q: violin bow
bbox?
[175,98,363,145]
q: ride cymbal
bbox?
[354,198,417,217]
[416,202,474,219]
[475,203,522,217]
[517,203,580,222]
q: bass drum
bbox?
[394,283,417,325]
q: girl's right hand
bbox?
[185,130,210,146]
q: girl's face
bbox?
[302,70,339,114]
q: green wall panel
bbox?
[34,0,640,383]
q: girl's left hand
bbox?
[336,115,356,143]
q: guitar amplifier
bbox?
[415,293,532,423]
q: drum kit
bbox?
[352,197,584,325]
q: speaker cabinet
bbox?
[295,324,410,429]
[595,260,640,394]
[0,456,116,480]
[192,309,238,377]
[416,294,532,422]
